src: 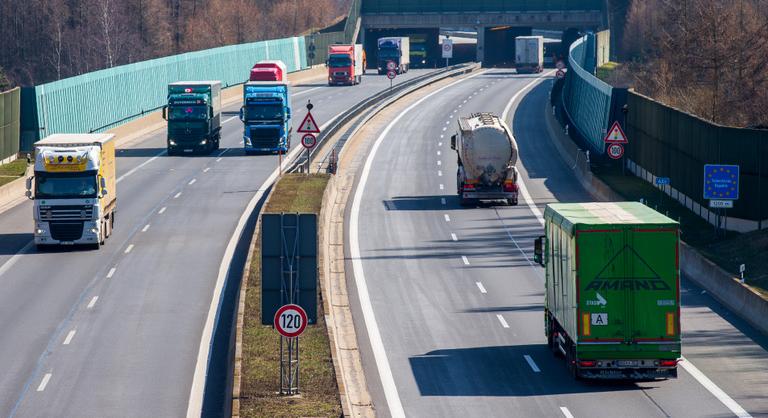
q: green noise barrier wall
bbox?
[0,88,20,160]
[32,36,307,137]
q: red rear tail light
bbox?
[578,360,596,367]
[503,181,517,192]
[463,183,476,191]
[659,359,678,367]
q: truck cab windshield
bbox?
[169,105,208,120]
[36,171,98,199]
[328,55,352,68]
[244,104,283,121]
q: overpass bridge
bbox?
[359,0,605,65]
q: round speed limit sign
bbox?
[386,60,397,71]
[274,304,308,338]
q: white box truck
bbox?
[515,36,544,74]
[27,134,117,249]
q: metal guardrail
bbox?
[290,63,479,173]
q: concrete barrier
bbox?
[681,243,768,335]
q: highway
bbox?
[0,68,432,418]
[347,69,768,417]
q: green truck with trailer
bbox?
[162,81,222,155]
[533,202,681,380]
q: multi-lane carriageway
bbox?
[0,69,432,417]
[348,69,768,418]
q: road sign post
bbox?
[387,69,396,91]
[442,38,453,68]
[703,164,739,237]
[274,304,308,395]
[298,101,321,173]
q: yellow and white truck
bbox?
[26,134,117,249]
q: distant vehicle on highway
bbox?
[327,44,365,85]
[515,36,544,74]
[534,202,681,380]
[250,60,287,82]
[28,134,117,249]
[409,34,429,67]
[240,81,291,154]
[451,112,519,206]
[377,37,410,75]
[163,81,222,155]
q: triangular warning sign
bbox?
[297,111,320,133]
[604,121,628,144]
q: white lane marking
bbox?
[348,70,486,418]
[445,121,450,125]
[294,86,323,96]
[444,214,451,222]
[462,256,470,265]
[223,116,237,124]
[63,330,76,345]
[500,71,555,227]
[524,355,541,372]
[106,267,116,278]
[124,244,134,254]
[440,198,446,205]
[438,142,442,147]
[451,233,458,241]
[438,170,442,176]
[442,127,447,131]
[560,407,575,418]
[187,104,349,417]
[203,167,210,173]
[188,178,196,185]
[216,157,223,162]
[142,224,150,232]
[497,314,510,328]
[87,296,99,309]
[0,241,34,279]
[437,150,441,156]
[680,357,753,418]
[116,150,166,183]
[458,104,463,108]
[158,207,167,214]
[437,160,442,166]
[476,282,487,293]
[36,374,52,392]
[439,184,444,190]
[453,109,457,113]
[440,134,444,138]
[174,192,182,199]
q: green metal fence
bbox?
[361,0,603,13]
[0,88,20,160]
[562,34,613,155]
[32,36,307,137]
[626,91,768,222]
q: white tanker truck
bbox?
[450,113,519,206]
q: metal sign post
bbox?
[297,101,320,173]
[442,37,453,68]
[275,304,308,395]
[703,164,739,237]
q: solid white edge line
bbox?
[475,281,487,294]
[222,116,238,124]
[560,406,575,418]
[680,357,753,418]
[496,314,510,328]
[349,70,486,418]
[0,241,34,279]
[461,256,470,265]
[106,267,116,278]
[63,330,76,345]
[524,354,541,372]
[36,373,52,392]
[87,296,98,309]
[116,150,166,183]
[186,107,349,417]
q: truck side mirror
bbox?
[450,135,457,150]
[25,176,34,200]
[534,235,545,267]
[162,105,168,121]
[286,108,291,119]
[239,107,245,122]
[100,176,108,197]
[209,108,214,118]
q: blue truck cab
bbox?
[240,82,292,154]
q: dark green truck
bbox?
[534,202,681,380]
[162,81,222,155]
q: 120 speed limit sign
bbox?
[274,304,308,338]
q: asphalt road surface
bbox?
[347,69,768,418]
[0,68,433,418]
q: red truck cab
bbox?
[250,60,287,82]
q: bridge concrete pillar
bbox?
[476,26,486,64]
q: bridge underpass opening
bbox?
[482,26,531,67]
[363,28,440,69]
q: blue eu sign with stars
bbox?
[703,164,739,200]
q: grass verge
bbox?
[595,166,768,298]
[240,173,341,418]
[0,159,27,187]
